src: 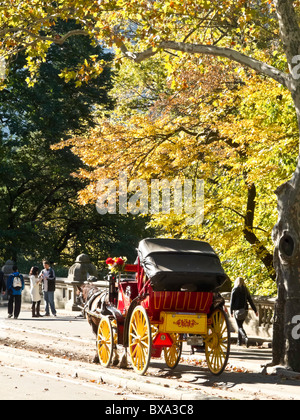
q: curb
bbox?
[0,346,215,400]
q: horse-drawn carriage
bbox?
[83,238,231,376]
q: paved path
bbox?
[0,303,299,400]
[0,358,152,401]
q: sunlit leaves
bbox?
[0,0,284,89]
[52,48,298,295]
[3,0,299,296]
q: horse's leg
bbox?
[93,348,100,364]
[119,347,128,369]
[90,317,100,364]
[112,347,120,366]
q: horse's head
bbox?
[76,286,85,307]
[76,284,99,307]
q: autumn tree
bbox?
[0,18,151,271]
[2,0,300,371]
[61,55,295,298]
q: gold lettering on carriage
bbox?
[173,319,199,328]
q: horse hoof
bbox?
[119,355,128,369]
[113,358,120,366]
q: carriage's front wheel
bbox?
[128,306,152,375]
[97,316,114,368]
[205,308,230,375]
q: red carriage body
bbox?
[117,264,213,318]
[96,238,231,376]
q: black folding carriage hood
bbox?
[138,238,227,292]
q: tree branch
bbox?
[123,41,291,90]
[0,27,89,46]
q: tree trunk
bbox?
[243,183,276,281]
[271,0,300,372]
[272,159,300,372]
[271,262,286,366]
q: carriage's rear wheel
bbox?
[164,333,183,369]
[128,306,152,375]
[97,316,114,368]
[205,308,230,375]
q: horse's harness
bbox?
[80,288,108,318]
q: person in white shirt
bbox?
[29,266,42,317]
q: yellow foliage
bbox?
[53,55,297,294]
[5,0,296,295]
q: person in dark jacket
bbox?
[7,265,25,319]
[39,260,56,317]
[230,277,258,347]
[0,269,6,295]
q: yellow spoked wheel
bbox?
[205,308,230,375]
[164,333,183,369]
[97,316,114,368]
[128,306,152,375]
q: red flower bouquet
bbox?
[106,256,127,274]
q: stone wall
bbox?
[22,275,108,310]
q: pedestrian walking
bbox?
[0,268,6,296]
[39,260,57,317]
[7,265,25,319]
[230,277,258,347]
[29,266,42,318]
